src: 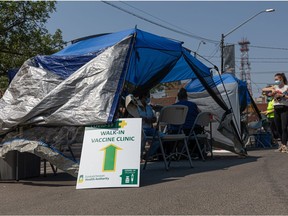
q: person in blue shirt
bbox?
[173,88,201,135]
[168,88,202,158]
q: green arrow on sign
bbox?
[100,144,122,172]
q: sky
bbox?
[46,1,288,98]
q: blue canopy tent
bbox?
[44,29,214,94]
[1,28,227,129]
[0,28,241,176]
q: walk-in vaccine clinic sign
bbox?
[76,118,142,189]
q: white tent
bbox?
[186,73,252,153]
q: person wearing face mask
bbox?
[137,91,160,159]
[137,92,156,129]
[262,73,288,152]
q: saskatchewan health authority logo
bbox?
[77,174,110,183]
[78,175,84,183]
[87,120,127,130]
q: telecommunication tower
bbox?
[238,38,252,96]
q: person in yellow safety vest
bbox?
[261,96,279,144]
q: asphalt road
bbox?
[1,148,288,215]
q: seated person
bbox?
[169,88,203,157]
[136,92,160,158]
[137,92,156,129]
[171,88,202,135]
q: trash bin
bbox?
[0,151,41,180]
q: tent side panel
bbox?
[0,59,64,134]
[187,82,245,154]
[42,36,133,125]
[0,37,133,134]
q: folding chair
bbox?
[143,105,193,170]
[186,111,213,161]
[246,119,272,148]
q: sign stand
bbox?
[76,118,142,189]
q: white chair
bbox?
[143,105,193,170]
[186,111,213,161]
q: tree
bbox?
[0,1,66,86]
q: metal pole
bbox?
[195,41,206,58]
[220,9,275,74]
[221,33,224,73]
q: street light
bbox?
[194,40,206,57]
[221,8,275,73]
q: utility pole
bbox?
[239,38,252,96]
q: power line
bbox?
[206,44,220,61]
[250,57,288,61]
[235,60,288,64]
[102,1,219,44]
[104,1,288,54]
[249,57,288,60]
[120,1,194,37]
[205,55,288,61]
[253,82,275,84]
[252,72,288,74]
[251,80,264,92]
[249,45,288,51]
[225,42,288,51]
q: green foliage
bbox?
[0,1,66,79]
[0,75,8,89]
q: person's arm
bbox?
[282,86,288,99]
[262,86,276,95]
[267,109,274,114]
[261,109,274,115]
[144,116,156,124]
[140,105,156,125]
[261,110,268,115]
[145,106,157,123]
[275,91,286,99]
